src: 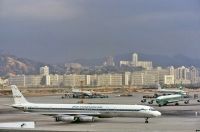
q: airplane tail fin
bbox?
[157,83,162,90]
[179,85,183,90]
[10,85,29,104]
[179,81,183,90]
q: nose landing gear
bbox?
[145,118,149,123]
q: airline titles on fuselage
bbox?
[72,105,103,109]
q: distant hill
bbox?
[0,53,48,76]
[1,52,199,77]
[0,53,67,76]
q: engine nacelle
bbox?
[56,116,75,122]
[79,116,95,122]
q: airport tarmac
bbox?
[0,93,200,132]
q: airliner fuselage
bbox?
[12,103,160,118]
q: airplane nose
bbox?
[154,111,161,117]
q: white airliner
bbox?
[72,88,93,96]
[10,85,161,123]
[156,84,186,96]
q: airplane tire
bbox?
[148,101,153,104]
[55,117,60,122]
[175,103,179,106]
[184,101,189,104]
[74,117,80,122]
[145,118,149,123]
[154,94,158,98]
[141,99,146,103]
[92,117,95,122]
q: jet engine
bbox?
[79,115,95,122]
[55,115,95,122]
[56,116,75,122]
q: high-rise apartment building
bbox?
[189,66,199,84]
[50,74,63,86]
[136,61,153,70]
[120,61,130,67]
[164,75,175,85]
[40,66,49,75]
[25,75,43,87]
[9,75,26,87]
[89,75,98,86]
[174,66,191,84]
[97,74,122,86]
[131,72,144,86]
[103,56,115,66]
[168,66,175,75]
[132,53,138,66]
[63,74,87,87]
[120,53,153,69]
[123,72,131,86]
[175,66,189,80]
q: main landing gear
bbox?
[175,102,179,106]
[184,100,189,104]
[145,118,149,123]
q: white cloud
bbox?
[0,0,83,20]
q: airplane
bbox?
[71,88,108,98]
[72,88,93,96]
[71,88,93,98]
[156,94,189,107]
[155,83,187,97]
[10,85,161,123]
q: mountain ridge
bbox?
[72,53,200,67]
[0,52,199,76]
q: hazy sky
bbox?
[0,0,200,63]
